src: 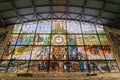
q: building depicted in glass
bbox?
[0,20,119,73]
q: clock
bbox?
[51,35,66,45]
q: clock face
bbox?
[51,35,66,45]
[55,37,62,43]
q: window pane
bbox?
[51,35,67,45]
[12,24,22,33]
[36,21,51,33]
[28,61,48,73]
[16,34,34,45]
[68,46,86,60]
[0,61,9,72]
[2,46,15,60]
[67,21,81,34]
[34,34,50,45]
[8,61,29,72]
[49,61,64,72]
[88,61,109,72]
[67,35,83,45]
[52,20,66,33]
[21,22,37,33]
[99,35,110,45]
[107,61,119,72]
[30,46,49,60]
[103,46,115,60]
[81,22,96,34]
[83,35,100,45]
[96,25,105,34]
[8,34,19,45]
[0,20,119,73]
[11,46,32,60]
[50,46,68,60]
[70,61,79,72]
[85,45,105,60]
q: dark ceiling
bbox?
[0,0,120,27]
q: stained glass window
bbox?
[83,35,100,45]
[50,46,67,60]
[67,35,83,45]
[12,24,22,33]
[8,34,19,45]
[37,21,51,33]
[81,22,96,34]
[12,46,32,60]
[67,21,81,34]
[7,61,29,72]
[21,22,37,33]
[0,20,119,73]
[30,46,49,60]
[16,34,34,45]
[34,34,50,45]
[52,20,66,34]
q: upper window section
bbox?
[37,21,51,33]
[67,21,81,34]
[21,22,37,33]
[81,22,96,34]
[96,25,105,34]
[12,24,22,33]
[52,20,66,34]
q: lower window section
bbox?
[28,61,48,73]
[0,60,119,73]
[7,61,29,73]
[107,61,119,72]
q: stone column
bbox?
[104,26,120,68]
[0,25,13,58]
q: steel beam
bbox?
[11,0,23,24]
[0,0,120,6]
[6,17,111,27]
[0,5,119,14]
[31,0,39,22]
[95,0,106,25]
[79,0,87,22]
[3,12,113,21]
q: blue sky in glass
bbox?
[12,24,22,33]
[67,21,81,34]
[21,22,37,33]
[81,22,96,34]
[37,21,51,33]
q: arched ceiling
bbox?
[0,0,120,28]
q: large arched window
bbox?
[0,20,119,73]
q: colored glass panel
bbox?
[67,21,81,34]
[84,35,100,45]
[34,34,50,45]
[36,21,51,33]
[50,46,68,60]
[12,24,22,33]
[67,35,83,45]
[52,20,66,33]
[12,46,32,60]
[31,46,49,60]
[85,45,105,60]
[21,22,37,33]
[81,22,96,34]
[16,34,34,45]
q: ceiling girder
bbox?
[80,0,87,22]
[11,0,23,24]
[3,12,113,21]
[95,0,106,25]
[0,5,119,14]
[31,0,39,22]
